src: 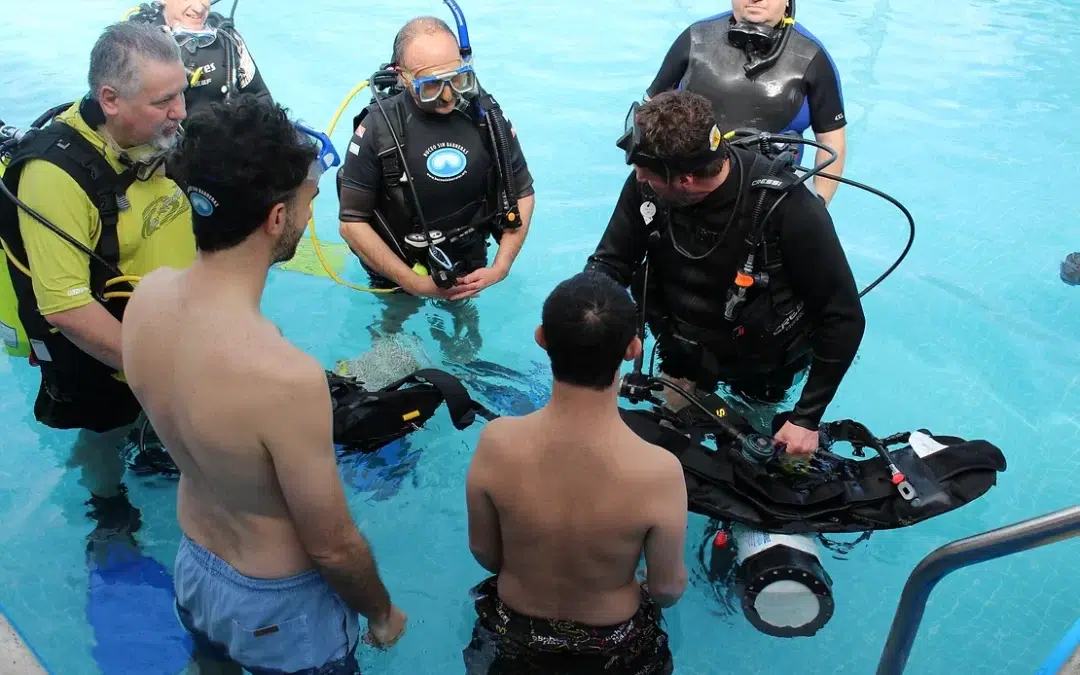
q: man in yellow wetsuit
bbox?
[0,22,193,502]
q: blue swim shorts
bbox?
[173,534,361,675]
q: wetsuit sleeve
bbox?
[16,160,98,315]
[584,173,649,287]
[336,117,381,223]
[805,49,846,134]
[776,189,865,428]
[646,27,692,98]
[232,29,272,103]
[504,117,535,199]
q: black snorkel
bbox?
[729,0,796,78]
[444,0,523,237]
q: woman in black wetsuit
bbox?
[646,0,848,205]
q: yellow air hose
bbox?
[305,80,399,294]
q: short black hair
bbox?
[541,272,639,390]
[169,93,318,252]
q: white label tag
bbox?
[0,320,17,350]
[909,430,948,458]
[30,339,52,362]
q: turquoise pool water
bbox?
[2,0,1080,673]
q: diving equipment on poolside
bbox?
[708,522,834,638]
[727,0,797,77]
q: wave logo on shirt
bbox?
[142,186,191,239]
[424,143,468,182]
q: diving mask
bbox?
[171,27,218,52]
[727,20,780,53]
[293,121,340,182]
[405,61,478,103]
[616,101,725,175]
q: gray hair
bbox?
[391,16,457,67]
[88,22,182,100]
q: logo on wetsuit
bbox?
[424,143,469,182]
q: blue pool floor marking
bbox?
[1037,616,1080,674]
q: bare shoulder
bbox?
[126,267,180,314]
[625,430,685,485]
[261,341,327,398]
[471,414,533,466]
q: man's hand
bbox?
[402,273,455,300]
[448,266,507,302]
[365,604,407,650]
[774,421,819,456]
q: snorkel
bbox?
[442,0,523,235]
[729,0,796,77]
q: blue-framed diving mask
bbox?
[293,121,340,182]
[616,101,726,176]
[406,60,478,103]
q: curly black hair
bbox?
[170,93,318,252]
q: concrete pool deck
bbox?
[0,612,45,674]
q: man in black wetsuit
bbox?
[586,91,865,454]
[647,0,848,205]
[125,0,272,112]
[337,16,535,363]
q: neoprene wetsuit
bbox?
[337,90,534,285]
[647,12,846,139]
[585,146,865,430]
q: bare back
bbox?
[470,406,689,626]
[121,267,317,578]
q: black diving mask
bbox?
[616,101,726,176]
[727,20,781,53]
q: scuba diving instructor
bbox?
[646,0,848,206]
[585,91,865,454]
[337,11,535,361]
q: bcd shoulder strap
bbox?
[3,122,135,298]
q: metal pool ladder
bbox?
[876,505,1080,675]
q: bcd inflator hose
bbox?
[726,129,914,299]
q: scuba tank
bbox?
[0,121,29,358]
[713,522,834,638]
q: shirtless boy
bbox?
[463,271,689,674]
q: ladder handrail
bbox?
[876,505,1080,675]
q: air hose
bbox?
[482,101,521,231]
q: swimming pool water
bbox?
[2,0,1080,673]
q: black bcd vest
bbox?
[0,114,136,388]
[634,151,812,371]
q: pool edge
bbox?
[0,610,47,674]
